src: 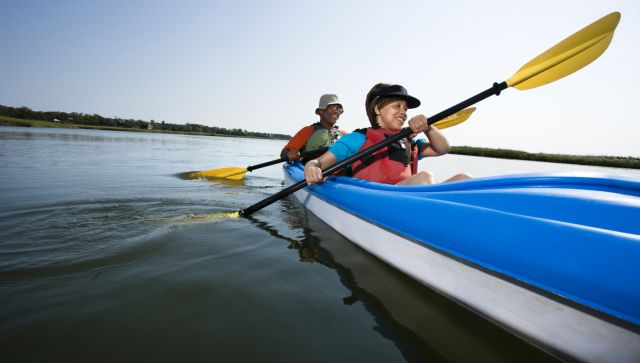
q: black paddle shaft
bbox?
[239,82,507,217]
[246,148,329,172]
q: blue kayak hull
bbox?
[283,162,640,362]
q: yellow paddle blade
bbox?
[189,167,248,180]
[186,211,241,220]
[507,12,621,90]
[432,107,476,129]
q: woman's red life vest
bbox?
[350,128,418,184]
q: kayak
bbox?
[283,162,640,362]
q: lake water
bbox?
[1,127,638,362]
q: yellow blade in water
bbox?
[433,107,476,129]
[187,211,241,220]
[189,167,248,180]
[507,12,621,90]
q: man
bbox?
[280,94,346,162]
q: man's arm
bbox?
[280,126,314,160]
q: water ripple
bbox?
[0,197,240,276]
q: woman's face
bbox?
[376,100,407,130]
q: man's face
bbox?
[319,104,343,125]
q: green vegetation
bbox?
[451,146,640,169]
[0,115,193,134]
[0,105,290,140]
[0,115,65,128]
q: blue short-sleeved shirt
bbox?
[328,131,427,161]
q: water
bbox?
[1,127,638,362]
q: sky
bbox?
[1,0,639,157]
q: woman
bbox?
[304,83,471,185]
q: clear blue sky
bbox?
[1,0,639,157]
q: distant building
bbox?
[53,118,60,122]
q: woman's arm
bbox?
[419,125,451,157]
[304,131,364,184]
[303,152,337,185]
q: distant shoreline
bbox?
[450,146,640,170]
[0,116,289,141]
[2,116,639,169]
[0,104,291,140]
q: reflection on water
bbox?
[245,197,560,362]
[246,209,445,362]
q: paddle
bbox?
[234,12,620,217]
[187,148,328,180]
[432,107,475,130]
[189,108,477,180]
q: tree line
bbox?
[0,104,290,139]
[451,146,640,169]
